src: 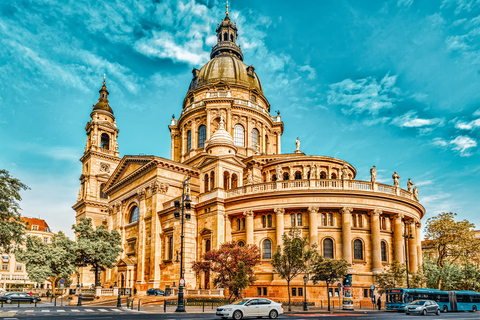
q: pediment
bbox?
[116,257,136,267]
[197,155,246,169]
[200,228,213,235]
[104,156,156,192]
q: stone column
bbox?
[225,213,232,242]
[181,126,185,161]
[308,206,319,246]
[170,133,175,160]
[408,221,418,273]
[274,208,285,247]
[206,110,211,140]
[341,207,353,265]
[136,190,146,285]
[149,190,162,287]
[276,132,281,154]
[393,214,404,263]
[371,209,382,273]
[416,222,422,268]
[244,210,254,245]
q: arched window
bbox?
[381,241,387,262]
[198,125,206,148]
[327,213,333,226]
[295,171,302,180]
[101,133,110,149]
[252,128,259,148]
[265,135,269,153]
[250,95,257,102]
[223,171,230,190]
[234,124,245,147]
[321,213,326,226]
[168,236,173,260]
[331,173,337,179]
[267,215,272,228]
[190,97,194,103]
[320,172,327,179]
[272,174,277,182]
[262,239,272,259]
[323,238,334,259]
[186,130,192,152]
[297,213,302,226]
[262,215,267,228]
[231,174,238,189]
[353,214,358,228]
[283,172,289,180]
[381,217,386,230]
[291,214,296,227]
[237,218,241,231]
[223,33,228,41]
[353,239,363,260]
[358,214,363,228]
[99,183,107,199]
[210,171,215,189]
[238,241,245,247]
[230,34,234,42]
[242,218,246,230]
[129,206,139,224]
[205,239,211,253]
[204,174,209,192]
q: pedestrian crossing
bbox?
[0,307,139,316]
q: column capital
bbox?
[340,207,353,215]
[308,206,319,214]
[415,221,421,229]
[243,210,254,217]
[371,209,382,216]
[274,208,285,215]
[136,189,146,201]
[394,213,404,220]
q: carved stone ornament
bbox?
[243,210,254,217]
[100,162,110,173]
[107,205,113,214]
[115,203,121,211]
[274,208,285,215]
[371,209,382,216]
[137,190,146,200]
[370,166,377,183]
[413,186,419,200]
[151,181,159,194]
[407,178,414,193]
[308,206,319,214]
[340,207,353,215]
[392,171,400,186]
[159,183,169,194]
[276,165,283,181]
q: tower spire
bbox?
[226,0,229,17]
[211,1,243,60]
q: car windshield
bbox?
[410,300,426,305]
[231,299,249,305]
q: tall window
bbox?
[262,239,272,259]
[262,215,267,228]
[223,171,230,189]
[381,241,387,262]
[210,171,215,189]
[242,218,246,230]
[99,183,107,199]
[291,214,296,226]
[168,236,173,260]
[198,125,206,148]
[320,172,327,179]
[204,174,209,192]
[101,133,110,149]
[205,239,211,253]
[267,215,272,228]
[234,124,245,147]
[129,206,139,223]
[186,130,192,152]
[323,238,334,259]
[231,174,238,188]
[354,239,363,260]
[252,128,259,148]
[327,213,333,226]
[297,213,302,226]
[295,171,302,180]
[321,213,326,226]
[331,173,337,179]
[283,172,289,180]
[237,219,241,231]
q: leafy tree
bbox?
[16,231,76,294]
[423,258,463,291]
[310,256,350,311]
[458,262,480,291]
[0,170,28,253]
[271,228,317,311]
[72,218,122,287]
[375,261,406,294]
[192,241,260,300]
[410,265,425,289]
[232,261,249,298]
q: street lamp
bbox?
[77,272,80,288]
[403,222,414,289]
[175,175,192,313]
[303,275,308,311]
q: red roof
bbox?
[21,217,51,232]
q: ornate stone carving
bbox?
[340,207,353,215]
[254,144,260,155]
[159,183,169,194]
[392,171,400,186]
[370,166,376,183]
[246,169,253,185]
[107,205,113,214]
[308,206,319,214]
[151,181,159,194]
[100,162,110,173]
[413,186,419,200]
[115,203,121,211]
[243,210,254,217]
[274,208,285,215]
[137,190,146,201]
[310,163,317,180]
[395,213,405,220]
[302,165,308,180]
[407,178,414,193]
[276,165,283,181]
[371,209,382,216]
[295,137,300,151]
[341,164,349,180]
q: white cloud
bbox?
[433,137,448,147]
[455,118,480,130]
[298,65,317,80]
[450,135,477,156]
[474,109,480,116]
[363,117,391,126]
[391,111,444,128]
[327,74,400,115]
[398,0,414,7]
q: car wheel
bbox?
[472,305,477,312]
[269,310,278,319]
[406,313,410,315]
[436,309,440,316]
[155,292,158,296]
[443,305,448,313]
[422,309,427,316]
[233,310,243,320]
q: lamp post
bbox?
[303,275,308,311]
[403,222,414,289]
[175,175,192,313]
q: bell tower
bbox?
[73,76,121,228]
[210,2,243,61]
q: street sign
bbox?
[179,278,185,287]
[370,285,375,290]
[60,284,64,289]
[59,279,65,284]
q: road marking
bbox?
[112,309,122,312]
[57,309,65,312]
[24,310,34,313]
[71,309,80,312]
[98,308,108,312]
[85,309,94,312]
[41,309,50,312]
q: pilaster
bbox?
[341,207,353,266]
[274,208,285,247]
[244,210,254,245]
[308,206,319,246]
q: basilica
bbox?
[73,7,425,304]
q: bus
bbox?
[385,288,480,312]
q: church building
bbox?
[73,6,425,303]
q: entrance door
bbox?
[204,270,210,289]
[120,274,125,288]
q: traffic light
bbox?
[343,274,352,287]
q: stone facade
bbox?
[73,9,425,304]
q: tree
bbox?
[72,218,122,287]
[16,231,76,294]
[375,261,406,294]
[310,256,350,311]
[0,170,28,253]
[192,241,260,299]
[270,228,317,311]
[232,261,249,298]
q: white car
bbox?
[215,298,283,319]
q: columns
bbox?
[170,133,175,160]
[341,207,353,265]
[136,190,146,285]
[393,214,404,263]
[371,209,382,273]
[244,210,254,245]
[276,132,281,154]
[408,221,418,273]
[308,207,319,246]
[416,222,422,268]
[274,208,285,247]
[225,213,232,242]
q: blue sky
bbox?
[1,0,480,238]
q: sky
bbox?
[1,0,480,239]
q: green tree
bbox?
[72,218,122,287]
[232,261,249,298]
[0,170,28,253]
[16,231,76,294]
[192,241,260,300]
[375,261,406,294]
[270,228,317,311]
[310,256,350,311]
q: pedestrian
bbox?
[46,290,50,298]
[377,296,381,310]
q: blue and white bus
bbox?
[385,288,480,312]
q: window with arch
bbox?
[295,171,302,180]
[321,213,326,226]
[297,213,302,226]
[197,125,206,148]
[99,183,107,199]
[327,213,333,226]
[204,173,209,192]
[250,95,257,102]
[101,133,110,149]
[237,218,241,231]
[381,241,387,262]
[190,97,194,103]
[167,235,173,260]
[231,174,238,189]
[267,214,272,228]
[353,239,363,260]
[320,172,326,179]
[223,33,228,41]
[272,174,277,182]
[234,124,245,147]
[283,172,289,180]
[205,239,211,253]
[252,128,259,148]
[223,171,230,190]
[323,238,334,259]
[242,218,246,230]
[265,135,269,152]
[129,206,140,224]
[230,34,234,42]
[331,173,337,179]
[353,214,358,228]
[210,171,215,189]
[186,130,192,152]
[262,215,267,228]
[237,241,245,247]
[262,239,272,259]
[291,214,296,227]
[381,217,387,230]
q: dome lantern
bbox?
[211,2,243,61]
[92,75,114,115]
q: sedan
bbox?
[216,298,283,319]
[0,292,41,304]
[146,288,165,296]
[406,300,441,316]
